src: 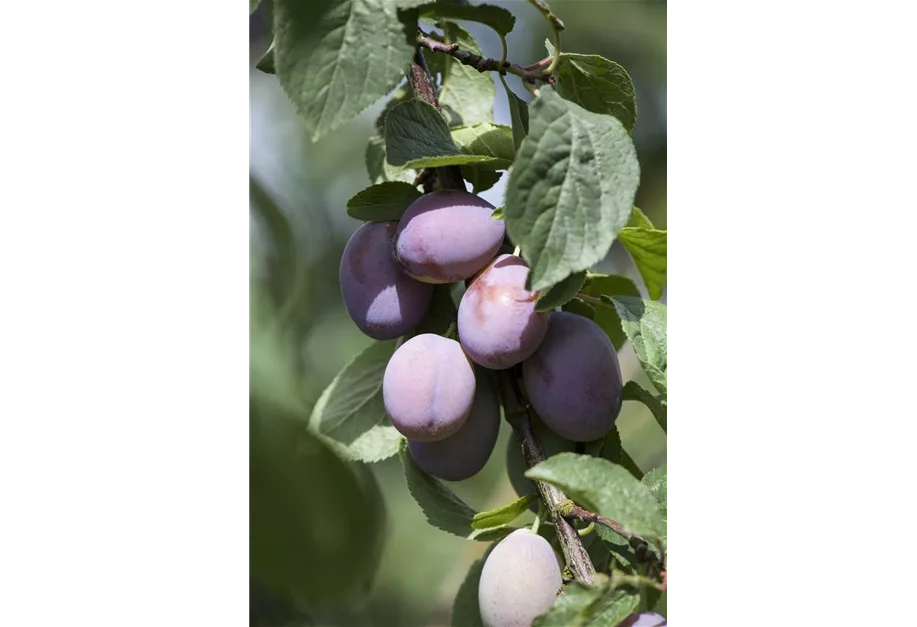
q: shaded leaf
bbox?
[471,494,538,529]
[365,135,415,184]
[451,123,515,168]
[346,181,422,221]
[622,381,666,433]
[309,340,402,462]
[420,2,515,36]
[536,271,586,312]
[451,544,497,627]
[573,273,640,350]
[500,75,529,152]
[461,165,503,193]
[526,453,665,540]
[609,297,667,395]
[618,228,666,301]
[385,100,504,168]
[256,42,276,75]
[555,53,637,131]
[505,87,640,292]
[400,439,478,538]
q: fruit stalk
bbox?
[408,47,466,192]
[497,368,596,585]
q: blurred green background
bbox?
[250,2,665,625]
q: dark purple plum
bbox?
[339,221,433,340]
[457,254,550,370]
[394,190,505,284]
[408,370,500,481]
[522,312,623,442]
[505,416,576,506]
[478,529,562,627]
[618,612,667,627]
[382,334,475,442]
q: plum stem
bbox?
[496,368,596,585]
[408,47,466,192]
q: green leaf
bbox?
[451,123,515,168]
[251,0,262,14]
[346,182,421,221]
[415,284,458,336]
[626,206,654,229]
[451,544,497,627]
[400,439,478,537]
[490,206,504,221]
[273,0,418,141]
[420,2,515,36]
[642,466,667,550]
[618,228,666,300]
[610,297,667,395]
[385,100,504,169]
[526,453,665,540]
[554,54,637,132]
[309,340,402,462]
[533,580,639,627]
[471,494,538,529]
[505,87,640,292]
[438,22,496,126]
[374,86,413,133]
[251,401,386,611]
[572,273,641,350]
[536,271,586,312]
[622,381,666,433]
[500,76,529,153]
[256,42,276,75]
[366,135,415,185]
[460,165,503,193]
[599,424,644,481]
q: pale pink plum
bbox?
[382,334,475,442]
[394,190,505,283]
[458,255,550,370]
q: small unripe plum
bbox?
[522,312,623,442]
[408,370,500,481]
[458,255,550,370]
[478,528,562,627]
[339,221,433,340]
[394,190,505,283]
[383,334,475,441]
[618,612,667,627]
[506,417,576,504]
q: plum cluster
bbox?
[340,190,629,624]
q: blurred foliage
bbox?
[250,2,666,625]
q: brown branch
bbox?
[562,503,666,576]
[418,34,554,85]
[497,369,596,585]
[408,47,466,191]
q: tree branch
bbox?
[408,47,466,191]
[497,368,596,585]
[418,34,555,85]
[561,503,666,576]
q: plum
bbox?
[618,612,667,626]
[522,312,623,442]
[382,333,475,441]
[458,254,550,370]
[339,221,433,340]
[394,190,505,283]
[478,528,562,627]
[408,369,500,481]
[505,416,576,505]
